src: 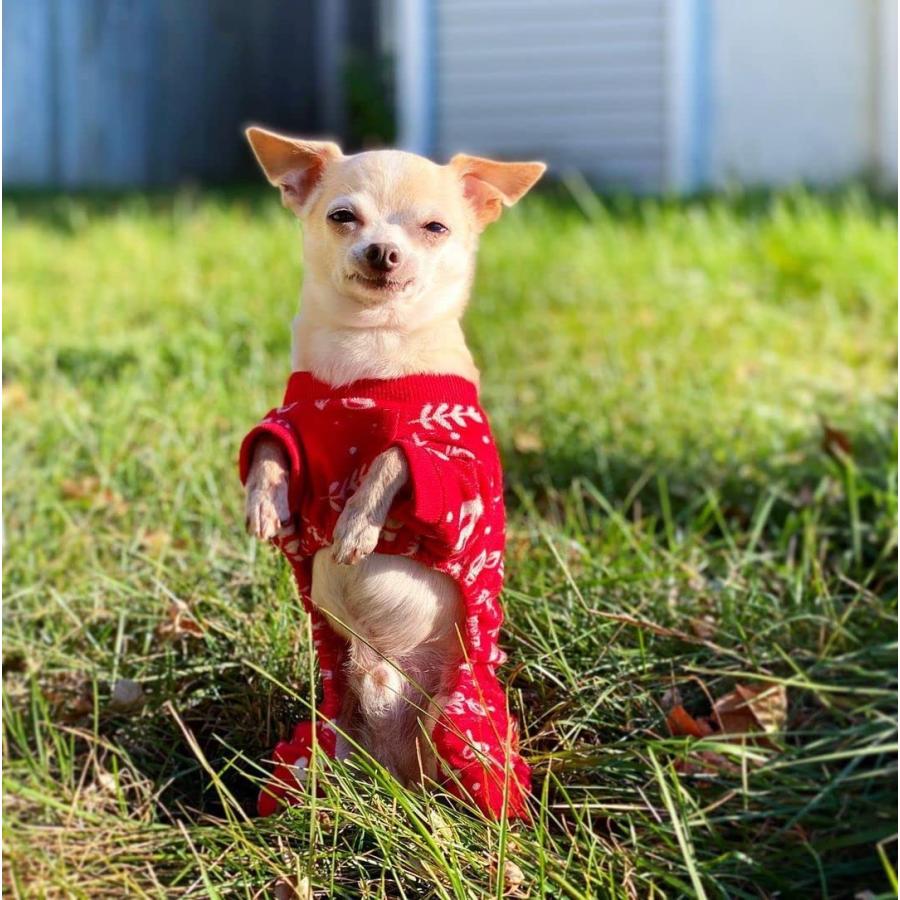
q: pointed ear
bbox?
[245,126,342,217]
[450,154,546,229]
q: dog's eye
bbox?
[423,221,448,235]
[328,209,357,224]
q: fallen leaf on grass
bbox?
[688,614,717,640]
[60,476,129,515]
[502,861,526,896]
[667,683,787,743]
[61,477,101,499]
[666,704,714,739]
[155,599,204,641]
[45,673,94,723]
[489,857,527,897]
[666,682,788,774]
[139,530,172,553]
[713,683,787,748]
[820,417,853,461]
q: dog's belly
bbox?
[311,550,464,780]
[310,550,463,659]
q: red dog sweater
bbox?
[239,372,530,820]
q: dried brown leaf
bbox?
[489,857,527,897]
[666,704,715,739]
[502,860,526,896]
[45,673,94,723]
[155,599,204,641]
[60,476,129,515]
[820,418,853,461]
[713,682,787,745]
[667,682,788,775]
[688,614,717,640]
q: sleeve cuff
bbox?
[394,440,447,526]
[238,418,302,489]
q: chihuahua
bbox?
[241,127,544,818]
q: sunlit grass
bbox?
[3,185,897,897]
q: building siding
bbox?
[426,0,896,192]
[433,0,668,190]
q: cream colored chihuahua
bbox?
[241,127,544,818]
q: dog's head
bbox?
[246,127,545,329]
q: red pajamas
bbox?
[240,372,530,820]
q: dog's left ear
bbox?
[246,126,342,217]
[450,154,546,229]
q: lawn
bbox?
[3,185,897,898]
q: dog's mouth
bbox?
[348,272,415,294]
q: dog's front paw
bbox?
[246,484,291,540]
[245,439,292,541]
[331,505,381,565]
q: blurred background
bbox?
[4,0,898,191]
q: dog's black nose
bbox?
[364,242,402,272]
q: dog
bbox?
[241,126,544,818]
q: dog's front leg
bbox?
[245,437,292,540]
[332,447,409,565]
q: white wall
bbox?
[710,0,896,187]
[414,0,897,192]
[876,0,898,188]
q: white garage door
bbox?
[433,0,670,191]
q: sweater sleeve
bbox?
[238,410,303,502]
[393,438,488,558]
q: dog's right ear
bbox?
[245,126,342,217]
[449,154,546,230]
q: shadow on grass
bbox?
[100,449,898,830]
[499,418,897,583]
[4,418,894,831]
[80,659,306,823]
[2,649,309,825]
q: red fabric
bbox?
[240,372,530,820]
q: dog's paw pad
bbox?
[331,515,381,565]
[246,494,283,541]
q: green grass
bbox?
[3,185,897,898]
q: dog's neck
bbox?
[291,285,478,388]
